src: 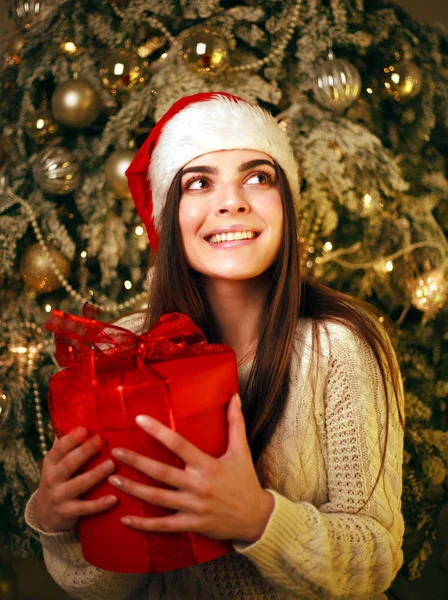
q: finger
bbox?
[121,511,197,533]
[111,448,188,490]
[45,427,89,466]
[68,495,118,518]
[108,475,194,512]
[55,434,103,480]
[135,415,209,468]
[64,459,116,498]
[226,394,249,454]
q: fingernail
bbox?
[121,517,132,525]
[111,448,127,459]
[136,415,153,427]
[234,394,241,408]
[109,476,123,488]
[92,434,103,448]
[71,427,87,440]
[104,495,117,504]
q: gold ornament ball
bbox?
[3,34,25,67]
[20,243,71,293]
[99,48,148,94]
[105,148,137,199]
[381,60,423,102]
[25,107,59,144]
[181,27,230,75]
[51,79,101,127]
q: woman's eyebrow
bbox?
[181,159,275,177]
[181,165,218,176]
[238,159,275,172]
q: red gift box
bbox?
[44,307,238,573]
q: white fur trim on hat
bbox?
[148,95,299,231]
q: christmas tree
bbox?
[0,0,447,583]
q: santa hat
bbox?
[125,92,299,252]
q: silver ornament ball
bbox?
[33,146,81,195]
[12,0,41,29]
[313,52,361,112]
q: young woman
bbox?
[26,92,405,600]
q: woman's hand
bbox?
[34,427,118,533]
[109,393,274,543]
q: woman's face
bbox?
[178,149,283,281]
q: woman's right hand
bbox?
[34,426,118,533]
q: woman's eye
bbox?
[246,172,273,185]
[185,177,209,191]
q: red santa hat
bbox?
[125,92,299,252]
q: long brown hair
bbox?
[144,161,404,502]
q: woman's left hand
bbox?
[109,393,274,543]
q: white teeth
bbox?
[208,231,256,244]
[208,231,257,243]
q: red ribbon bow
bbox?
[45,305,209,368]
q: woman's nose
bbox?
[215,187,250,215]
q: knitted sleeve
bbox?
[25,491,163,600]
[233,322,404,599]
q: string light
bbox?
[363,194,372,208]
[80,250,87,258]
[44,304,52,313]
[124,280,132,289]
[60,41,77,54]
[324,241,333,251]
[385,260,394,272]
[9,345,28,354]
[134,225,144,237]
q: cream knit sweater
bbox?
[25,315,404,600]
